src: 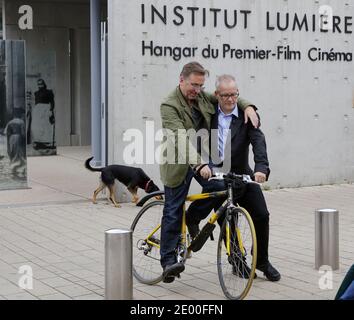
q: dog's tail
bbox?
[85,157,103,172]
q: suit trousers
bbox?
[187,182,270,267]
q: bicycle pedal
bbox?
[176,273,181,279]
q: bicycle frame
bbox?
[132,174,257,299]
[141,183,243,259]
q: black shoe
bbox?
[162,262,185,283]
[257,262,281,282]
[162,275,175,283]
[186,222,200,240]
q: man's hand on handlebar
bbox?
[209,172,262,185]
[254,172,266,183]
[195,164,212,180]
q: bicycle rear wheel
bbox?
[131,200,164,285]
[217,206,257,300]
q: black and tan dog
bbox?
[85,157,161,207]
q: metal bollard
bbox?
[105,229,133,300]
[315,209,339,270]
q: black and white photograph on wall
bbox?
[26,50,57,156]
[0,40,28,190]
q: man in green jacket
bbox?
[160,61,258,283]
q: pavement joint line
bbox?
[29,178,91,199]
[56,154,88,162]
[0,199,90,209]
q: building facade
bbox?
[1,0,353,195]
[108,0,354,191]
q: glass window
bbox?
[0,3,3,39]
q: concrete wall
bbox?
[4,0,92,146]
[71,27,91,146]
[108,0,354,193]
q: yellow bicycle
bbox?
[131,173,257,300]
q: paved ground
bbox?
[0,146,353,300]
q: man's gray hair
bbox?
[215,74,237,90]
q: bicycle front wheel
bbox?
[217,206,257,300]
[131,200,164,285]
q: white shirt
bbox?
[218,104,238,160]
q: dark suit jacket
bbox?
[210,106,270,179]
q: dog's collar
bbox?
[144,180,152,192]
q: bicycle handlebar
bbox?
[209,172,260,185]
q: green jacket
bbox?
[159,86,253,188]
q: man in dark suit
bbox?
[186,74,280,281]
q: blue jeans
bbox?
[160,168,225,268]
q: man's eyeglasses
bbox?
[219,92,240,99]
[188,82,205,91]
